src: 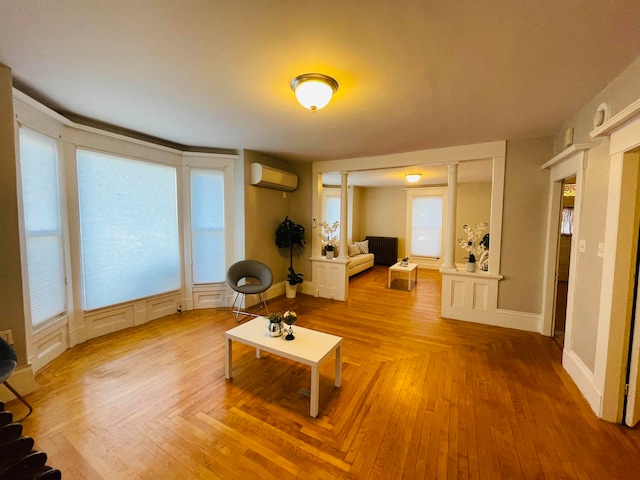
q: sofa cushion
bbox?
[348,244,360,257]
[348,253,374,268]
[354,240,369,254]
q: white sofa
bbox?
[347,253,375,277]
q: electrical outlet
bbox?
[177,303,183,313]
[0,329,14,345]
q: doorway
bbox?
[553,177,576,348]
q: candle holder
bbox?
[283,310,298,341]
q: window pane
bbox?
[77,150,180,310]
[561,207,574,235]
[191,169,225,283]
[19,128,66,326]
[411,196,443,257]
[327,196,340,227]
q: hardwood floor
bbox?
[7,266,640,479]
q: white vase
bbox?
[285,283,297,298]
[466,262,477,272]
[326,250,334,259]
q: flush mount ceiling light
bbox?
[290,73,339,111]
[405,173,422,183]
[563,183,576,197]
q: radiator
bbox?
[365,236,398,266]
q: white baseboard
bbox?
[562,348,603,417]
[494,309,542,333]
[0,364,37,402]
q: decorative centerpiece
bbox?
[457,222,489,272]
[400,257,409,266]
[319,221,339,259]
[283,310,298,341]
[265,313,283,337]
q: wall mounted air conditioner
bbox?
[250,163,298,192]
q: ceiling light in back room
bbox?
[405,173,422,183]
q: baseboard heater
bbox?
[365,236,398,266]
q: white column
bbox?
[339,171,349,258]
[441,162,458,271]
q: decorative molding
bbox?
[562,348,603,418]
[590,97,640,138]
[13,88,73,125]
[541,143,593,170]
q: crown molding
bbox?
[590,97,640,138]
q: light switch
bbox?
[578,239,586,253]
[598,242,605,258]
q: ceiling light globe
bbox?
[290,73,339,111]
[405,174,421,183]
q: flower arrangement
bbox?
[457,222,489,263]
[319,221,339,251]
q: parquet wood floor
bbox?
[8,267,640,479]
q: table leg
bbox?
[310,364,319,417]
[256,348,261,359]
[225,337,232,379]
[335,345,342,387]
[407,271,411,291]
[388,268,392,288]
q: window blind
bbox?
[19,128,66,326]
[77,150,180,310]
[411,196,443,257]
[190,169,225,284]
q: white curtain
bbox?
[77,149,180,310]
[191,169,225,284]
[411,196,443,257]
[19,127,66,326]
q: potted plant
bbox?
[319,221,339,258]
[266,313,283,337]
[324,244,335,259]
[457,222,489,273]
[275,216,306,298]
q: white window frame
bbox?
[17,126,68,329]
[406,187,448,270]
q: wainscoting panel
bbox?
[451,280,466,308]
[84,306,134,340]
[311,257,348,301]
[473,283,489,310]
[194,285,228,309]
[441,270,503,326]
[145,293,181,322]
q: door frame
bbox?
[591,99,640,422]
[540,145,590,338]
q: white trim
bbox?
[563,348,603,416]
[406,187,447,270]
[494,309,542,333]
[540,143,593,170]
[540,147,588,339]
[0,365,37,402]
[590,97,640,138]
[313,141,507,173]
[488,155,505,275]
[13,88,73,126]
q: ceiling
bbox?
[2,0,640,169]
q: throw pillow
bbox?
[354,240,369,254]
[348,244,360,257]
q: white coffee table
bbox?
[224,317,342,417]
[388,262,418,291]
